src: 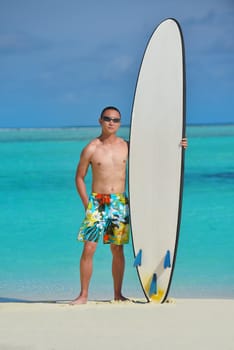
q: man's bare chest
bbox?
[91,145,127,168]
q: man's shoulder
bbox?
[87,138,100,147]
[119,138,129,151]
[81,138,100,157]
[117,137,129,145]
[85,137,102,149]
[115,137,129,156]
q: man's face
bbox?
[99,109,121,134]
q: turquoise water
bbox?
[0,125,234,301]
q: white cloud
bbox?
[103,55,134,79]
[0,33,51,55]
[61,92,81,104]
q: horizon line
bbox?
[0,122,234,130]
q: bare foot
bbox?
[114,295,129,302]
[69,295,87,305]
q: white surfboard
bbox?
[129,18,186,303]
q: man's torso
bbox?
[90,137,128,194]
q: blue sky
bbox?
[0,0,233,127]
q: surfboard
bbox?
[129,18,186,303]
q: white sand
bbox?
[0,298,233,350]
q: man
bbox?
[70,106,187,305]
[71,106,129,305]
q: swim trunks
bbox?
[77,193,130,245]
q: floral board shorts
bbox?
[77,193,130,245]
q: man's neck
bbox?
[99,133,118,144]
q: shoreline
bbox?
[1,298,233,350]
[0,295,234,306]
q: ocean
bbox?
[0,125,234,302]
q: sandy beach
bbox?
[0,298,233,350]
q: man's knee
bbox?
[83,241,97,257]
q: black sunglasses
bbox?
[102,116,121,123]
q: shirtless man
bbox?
[71,106,187,305]
[71,106,129,304]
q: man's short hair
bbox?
[100,106,121,119]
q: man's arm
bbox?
[75,144,94,209]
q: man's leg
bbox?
[70,241,97,305]
[110,244,128,301]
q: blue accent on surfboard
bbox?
[164,250,171,269]
[133,249,142,267]
[149,273,157,296]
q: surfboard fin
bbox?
[133,249,142,267]
[164,250,171,269]
[149,273,157,296]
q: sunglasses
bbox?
[102,116,121,123]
